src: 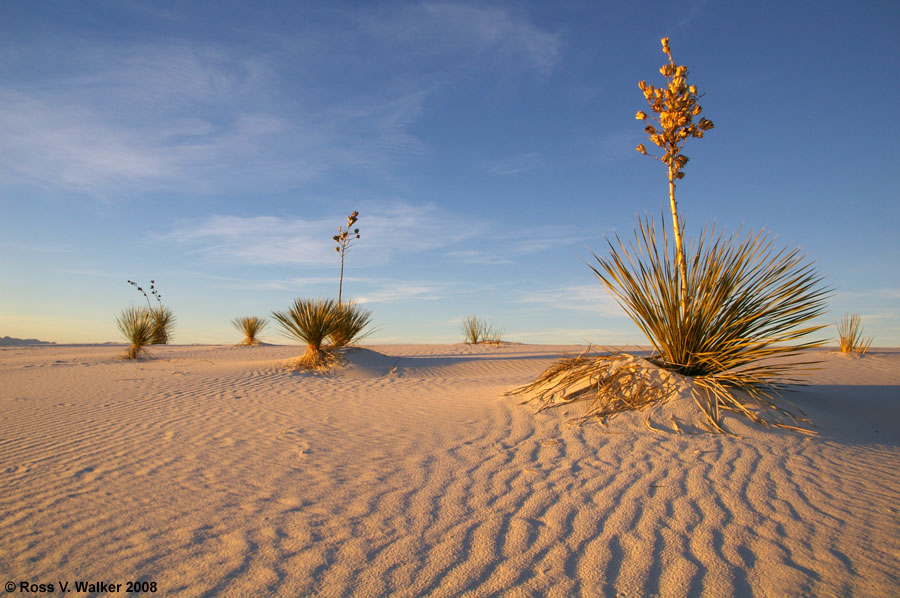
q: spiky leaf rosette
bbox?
[232,316,268,346]
[116,307,154,360]
[590,214,830,400]
[149,306,175,345]
[329,302,373,347]
[836,313,871,355]
[272,298,342,368]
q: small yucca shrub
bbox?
[329,302,373,347]
[272,298,342,369]
[462,315,504,345]
[233,316,268,346]
[836,313,871,355]
[116,307,154,360]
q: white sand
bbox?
[1,343,898,597]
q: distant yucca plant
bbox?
[116,307,154,360]
[461,315,484,344]
[329,302,373,347]
[836,313,871,355]
[233,316,268,346]
[461,315,504,345]
[128,280,174,344]
[272,298,342,369]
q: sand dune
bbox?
[1,344,898,597]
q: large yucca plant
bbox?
[116,307,154,360]
[329,302,373,348]
[511,219,831,432]
[232,316,268,346]
[596,216,829,428]
[271,298,342,369]
[592,217,830,377]
[836,313,871,355]
[511,37,831,433]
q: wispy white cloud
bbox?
[1,240,73,254]
[516,284,622,316]
[833,288,900,301]
[447,226,577,264]
[446,250,514,265]
[357,3,561,76]
[0,4,561,199]
[165,201,485,266]
[355,281,453,304]
[486,152,542,176]
[164,201,578,270]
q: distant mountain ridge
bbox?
[0,336,56,346]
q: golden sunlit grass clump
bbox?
[836,313,871,355]
[232,316,268,346]
[510,38,830,434]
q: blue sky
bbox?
[1,1,898,346]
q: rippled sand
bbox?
[1,344,898,597]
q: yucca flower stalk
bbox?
[836,313,872,355]
[333,211,360,305]
[635,37,714,315]
[272,298,342,369]
[329,302,374,348]
[116,307,154,360]
[233,316,268,346]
